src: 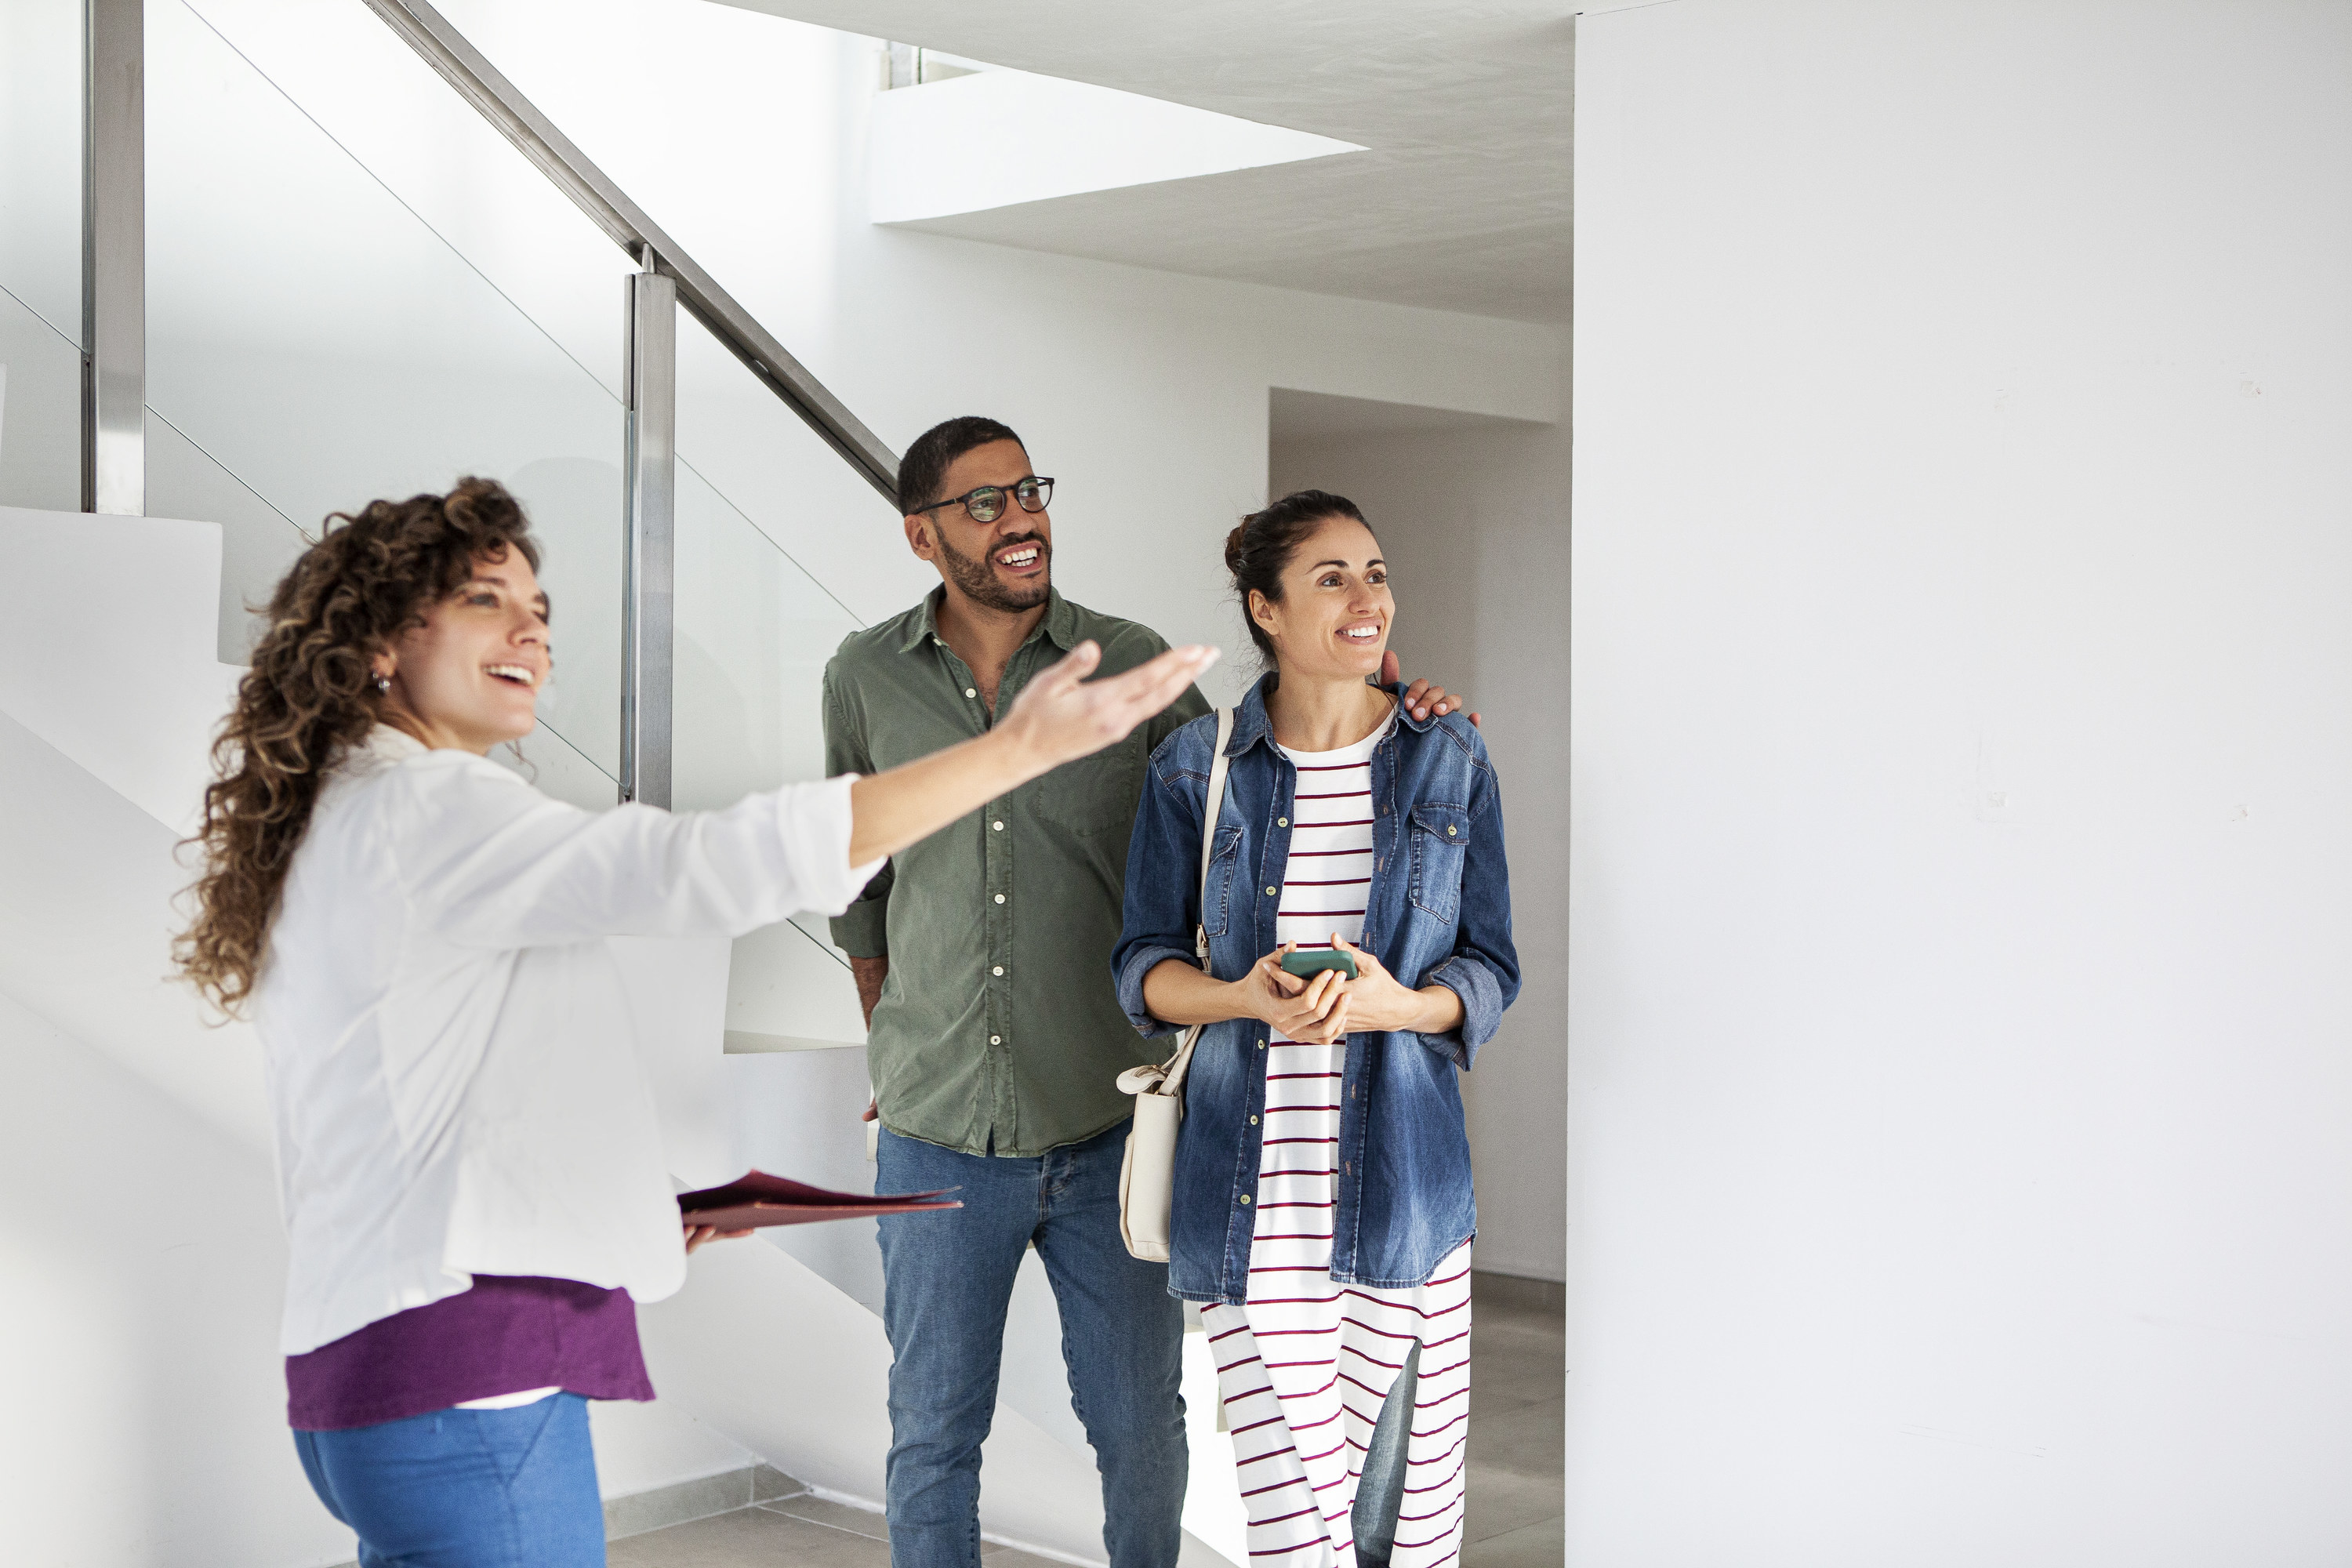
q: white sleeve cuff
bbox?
[775,773,884,916]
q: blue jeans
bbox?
[293,1393,604,1567]
[877,1120,1187,1568]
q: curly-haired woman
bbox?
[1112,490,1518,1568]
[176,477,1214,1568]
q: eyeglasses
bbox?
[912,475,1054,525]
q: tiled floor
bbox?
[1461,1276,1567,1564]
[608,1490,1065,1568]
[615,1274,1564,1566]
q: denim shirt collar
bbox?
[1224,671,1440,757]
[898,585,1080,655]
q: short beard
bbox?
[935,528,1051,614]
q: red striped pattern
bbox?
[1274,720,1385,960]
[1205,710,1467,1568]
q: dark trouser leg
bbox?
[1031,1119,1189,1568]
[1352,1338,1422,1566]
[877,1128,1041,1568]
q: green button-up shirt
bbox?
[823,587,1211,1156]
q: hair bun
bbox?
[1223,518,1252,577]
[1223,489,1367,665]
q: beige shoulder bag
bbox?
[1115,706,1236,1262]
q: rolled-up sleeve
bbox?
[821,661,893,958]
[1112,750,1205,1038]
[829,866,893,959]
[1410,764,1520,1070]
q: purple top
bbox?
[285,1276,654,1431]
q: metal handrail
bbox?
[359,0,902,506]
[83,0,146,516]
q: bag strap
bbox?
[1192,707,1237,965]
[1142,708,1235,1100]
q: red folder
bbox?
[677,1170,961,1230]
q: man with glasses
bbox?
[822,416,1466,1568]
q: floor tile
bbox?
[1464,1458,1564,1544]
[1469,1396,1565,1485]
[606,1504,893,1568]
[752,1463,806,1503]
[1476,1312,1566,1365]
[1463,1513,1564,1568]
[604,1470,753,1541]
[1472,1349,1564,1417]
[764,1495,889,1541]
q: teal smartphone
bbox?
[1279,949,1359,982]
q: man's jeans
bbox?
[877,1120,1187,1568]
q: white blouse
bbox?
[256,725,877,1355]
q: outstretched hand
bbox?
[1380,650,1479,728]
[1004,640,1220,769]
[848,640,1217,867]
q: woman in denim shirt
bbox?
[1113,490,1519,1567]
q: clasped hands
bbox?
[1229,939,1449,1046]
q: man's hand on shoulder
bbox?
[1381,650,1480,728]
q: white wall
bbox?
[1570,2,2352,1563]
[0,987,358,1568]
[1271,390,1572,1284]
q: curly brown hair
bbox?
[175,477,541,1016]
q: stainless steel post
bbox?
[360,0,899,506]
[620,265,677,809]
[82,0,144,515]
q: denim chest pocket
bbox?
[1200,825,1246,938]
[1407,803,1471,919]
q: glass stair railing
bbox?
[145,0,635,799]
[0,0,85,513]
[2,0,897,1040]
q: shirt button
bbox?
[965,688,977,698]
[1249,1115,1259,1125]
[993,894,1006,904]
[992,820,1004,830]
[1265,885,1277,896]
[1277,817,1288,827]
[992,966,1004,977]
[1240,1194,1251,1206]
[1256,1039,1266,1050]
[1447,825,1457,836]
[990,1034,1002,1044]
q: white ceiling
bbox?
[713,0,1573,325]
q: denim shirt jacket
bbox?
[1112,676,1520,1305]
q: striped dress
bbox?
[1203,711,1473,1567]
